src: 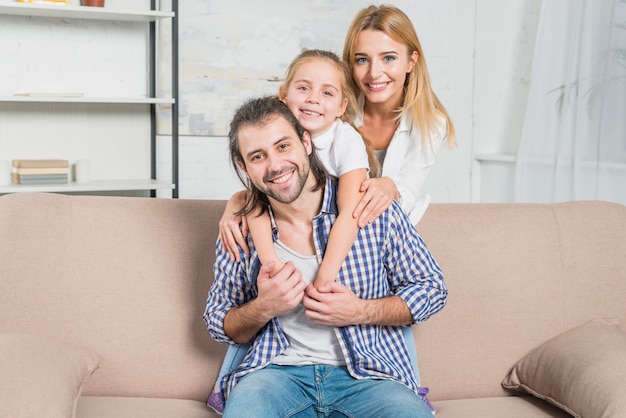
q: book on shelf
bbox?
[11,166,69,175]
[12,159,69,169]
[13,173,68,180]
[11,173,69,185]
[10,160,71,185]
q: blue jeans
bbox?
[223,364,433,418]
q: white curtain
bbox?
[515,0,626,204]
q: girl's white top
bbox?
[312,119,369,178]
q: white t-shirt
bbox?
[270,240,346,367]
[312,120,369,178]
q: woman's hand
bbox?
[353,177,398,228]
[219,190,249,261]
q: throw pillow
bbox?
[0,332,100,418]
[502,318,626,418]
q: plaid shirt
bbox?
[204,178,447,400]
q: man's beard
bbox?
[260,161,310,204]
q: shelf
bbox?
[474,153,517,163]
[0,3,173,21]
[2,95,175,104]
[0,179,175,194]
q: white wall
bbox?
[471,0,541,202]
[157,0,542,202]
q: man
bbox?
[204,96,447,417]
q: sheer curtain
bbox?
[515,0,626,204]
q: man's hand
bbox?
[224,261,306,343]
[256,261,307,318]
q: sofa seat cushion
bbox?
[78,395,569,418]
[433,396,572,418]
[79,396,569,418]
[76,396,218,418]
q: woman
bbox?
[344,4,456,226]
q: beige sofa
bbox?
[1,192,625,418]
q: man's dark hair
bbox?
[228,96,327,216]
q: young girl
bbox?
[220,49,380,289]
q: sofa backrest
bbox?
[415,201,626,401]
[0,193,227,402]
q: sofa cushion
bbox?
[502,318,626,418]
[76,396,217,418]
[0,333,100,418]
[433,396,572,418]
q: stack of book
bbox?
[11,159,70,185]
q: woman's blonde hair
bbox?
[279,49,381,178]
[343,4,456,150]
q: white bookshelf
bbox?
[0,1,178,197]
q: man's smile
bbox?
[267,169,294,185]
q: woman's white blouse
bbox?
[355,96,447,225]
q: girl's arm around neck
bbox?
[313,168,367,288]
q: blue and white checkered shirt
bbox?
[204,178,447,401]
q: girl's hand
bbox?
[353,177,397,228]
[219,190,249,261]
[303,282,364,327]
